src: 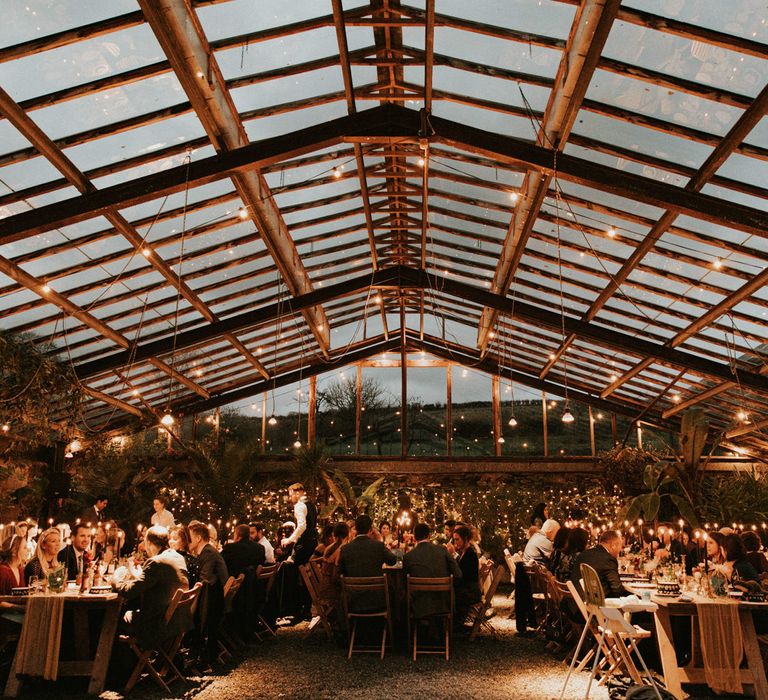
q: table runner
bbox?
[14,596,65,681]
[696,601,743,695]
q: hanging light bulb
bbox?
[561,407,575,424]
[1,423,10,433]
[268,415,278,426]
[496,436,505,444]
[508,416,518,428]
[160,412,174,427]
[293,439,302,449]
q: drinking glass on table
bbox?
[28,576,39,594]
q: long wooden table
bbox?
[625,585,768,700]
[0,592,121,697]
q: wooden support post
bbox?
[192,413,198,443]
[542,390,549,457]
[214,407,221,449]
[308,375,316,446]
[637,424,643,449]
[611,413,618,445]
[589,406,596,457]
[355,365,362,455]
[446,365,452,457]
[261,393,267,454]
[400,305,407,458]
[492,375,501,457]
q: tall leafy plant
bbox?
[622,461,698,526]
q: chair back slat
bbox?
[406,575,452,592]
[256,562,281,597]
[224,573,245,602]
[579,563,605,609]
[163,581,204,625]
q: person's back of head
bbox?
[234,524,250,542]
[189,522,211,544]
[566,527,589,555]
[741,531,760,553]
[414,523,431,542]
[725,533,747,563]
[145,525,170,555]
[333,522,349,541]
[541,519,560,540]
[552,525,570,551]
[355,514,372,536]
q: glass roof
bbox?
[0,0,766,454]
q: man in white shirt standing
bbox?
[151,495,175,529]
[280,483,317,566]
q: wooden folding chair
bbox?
[478,559,494,596]
[254,562,281,640]
[468,564,504,641]
[406,575,453,661]
[560,565,658,700]
[156,582,203,687]
[299,563,336,641]
[218,574,245,660]
[123,583,200,694]
[340,575,392,659]
[527,562,550,635]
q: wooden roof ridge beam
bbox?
[477,0,621,355]
[331,0,388,339]
[0,85,269,382]
[138,0,332,358]
[6,105,768,244]
[82,386,145,419]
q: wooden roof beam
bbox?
[477,0,621,353]
[138,0,331,358]
[0,85,269,382]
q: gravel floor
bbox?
[194,593,609,700]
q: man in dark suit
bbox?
[404,523,462,619]
[189,522,229,668]
[78,496,108,525]
[58,522,91,581]
[113,526,190,650]
[222,524,265,577]
[338,514,397,611]
[570,529,630,598]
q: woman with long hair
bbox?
[23,527,62,581]
[0,535,26,594]
[169,524,199,585]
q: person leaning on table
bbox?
[112,526,190,650]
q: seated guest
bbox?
[24,527,62,581]
[570,530,630,598]
[251,523,275,564]
[379,521,395,548]
[725,534,759,582]
[222,524,265,577]
[188,522,228,666]
[524,518,560,563]
[316,523,349,601]
[404,523,462,619]
[547,526,570,577]
[170,525,199,585]
[274,522,295,562]
[151,495,175,529]
[706,531,727,566]
[112,526,190,650]
[741,531,768,575]
[324,523,349,565]
[314,524,335,557]
[555,527,589,583]
[453,525,481,624]
[339,515,397,578]
[0,535,25,594]
[531,502,548,528]
[189,522,228,590]
[338,515,396,612]
[58,522,91,581]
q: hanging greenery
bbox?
[0,330,84,446]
